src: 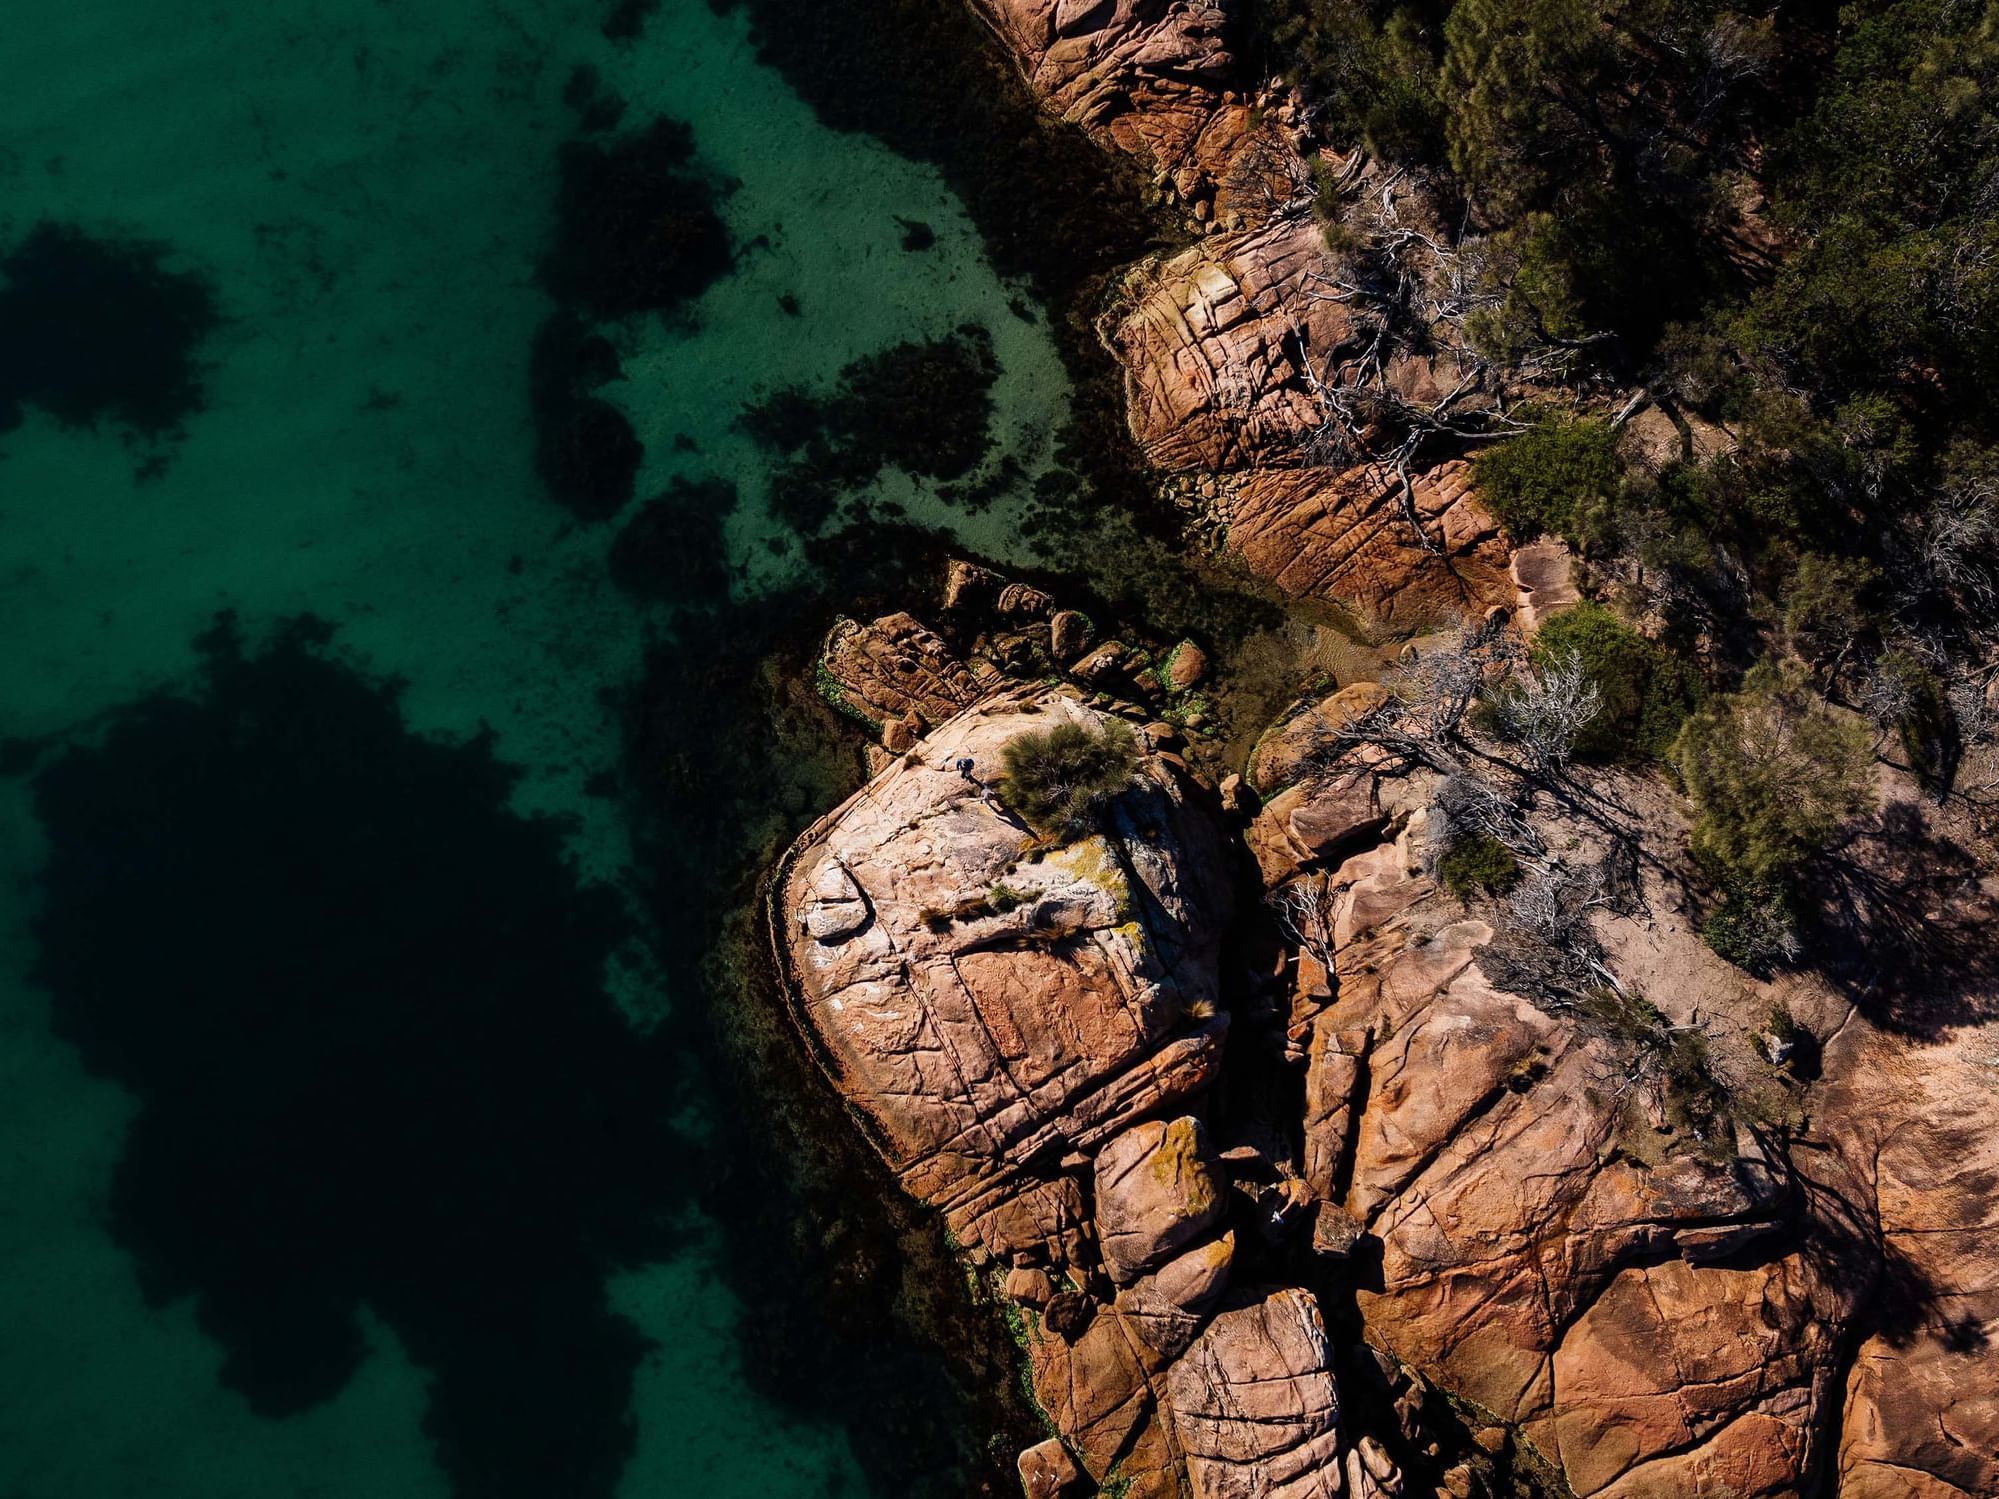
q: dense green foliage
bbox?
[1701,878,1801,975]
[1472,417,1621,543]
[1671,664,1877,882]
[1243,0,1999,540]
[1531,601,1704,759]
[1438,832,1521,898]
[1234,0,1999,978]
[998,718,1141,839]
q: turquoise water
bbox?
[0,2,1073,1494]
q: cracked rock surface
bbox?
[1220,462,1514,633]
[967,0,1293,218]
[779,686,1350,1498]
[1280,754,1999,1499]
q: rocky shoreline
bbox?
[757,5,1999,1498]
[770,563,1997,1499]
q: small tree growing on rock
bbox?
[999,717,1141,841]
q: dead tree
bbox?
[1265,876,1340,977]
[1494,647,1604,774]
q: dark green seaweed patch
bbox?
[562,64,627,134]
[529,310,641,520]
[741,324,999,532]
[0,220,219,440]
[599,0,659,42]
[29,615,687,1499]
[540,116,734,321]
[607,475,738,600]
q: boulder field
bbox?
[773,682,1998,1499]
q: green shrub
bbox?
[1531,601,1702,760]
[1438,833,1521,899]
[1701,879,1801,976]
[1236,0,1447,164]
[998,717,1141,839]
[987,882,1028,914]
[1783,554,1881,660]
[1671,663,1877,884]
[1472,416,1621,543]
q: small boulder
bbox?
[1250,681,1394,792]
[1094,1116,1225,1282]
[1017,1436,1082,1499]
[1050,609,1093,661]
[1071,641,1129,684]
[1044,1289,1093,1341]
[1346,1436,1404,1498]
[1116,1231,1235,1360]
[1004,1265,1056,1307]
[1165,640,1209,691]
[1310,1201,1363,1260]
[943,558,1002,613]
[820,613,980,729]
[998,581,1056,619]
[1219,772,1248,816]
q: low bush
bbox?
[1531,601,1703,761]
[1700,878,1801,976]
[1472,416,1621,544]
[1671,662,1876,884]
[998,717,1140,839]
[1438,832,1520,899]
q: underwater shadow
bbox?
[0,220,220,454]
[29,614,688,1499]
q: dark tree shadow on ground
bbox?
[1813,798,1999,1040]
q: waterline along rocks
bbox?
[764,0,1997,1489]
[776,666,1999,1499]
[969,0,1545,637]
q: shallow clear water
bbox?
[0,2,1070,1494]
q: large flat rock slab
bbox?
[778,684,1234,1244]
